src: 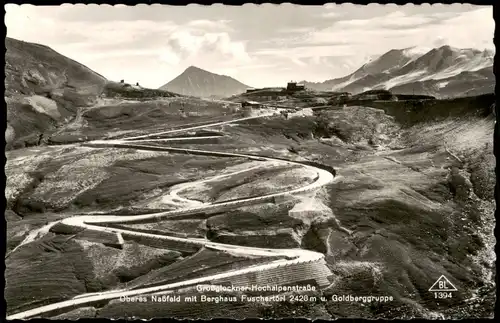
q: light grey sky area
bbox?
[5,4,494,88]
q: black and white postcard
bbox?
[4,3,496,320]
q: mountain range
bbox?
[302,45,494,98]
[159,66,251,98]
[161,45,493,99]
[6,35,494,109]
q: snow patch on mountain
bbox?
[437,81,449,89]
[379,70,428,90]
[331,74,361,91]
[402,46,432,57]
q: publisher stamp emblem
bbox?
[429,275,457,299]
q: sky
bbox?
[5,4,495,88]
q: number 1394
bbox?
[434,292,452,299]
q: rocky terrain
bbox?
[159,66,251,98]
[303,46,494,98]
[4,38,496,319]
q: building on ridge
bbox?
[287,81,305,92]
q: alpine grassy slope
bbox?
[4,38,496,319]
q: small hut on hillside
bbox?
[286,81,305,92]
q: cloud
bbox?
[276,26,316,34]
[6,4,251,70]
[247,6,493,84]
[433,7,494,49]
[5,6,177,50]
[283,7,493,54]
[321,11,340,18]
[255,45,358,59]
[5,4,255,88]
[186,19,233,30]
[290,58,307,67]
[160,30,251,67]
[333,10,433,29]
[432,36,447,48]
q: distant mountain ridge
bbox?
[159,66,251,98]
[303,45,494,98]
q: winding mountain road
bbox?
[7,113,336,320]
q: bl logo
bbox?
[429,275,458,292]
